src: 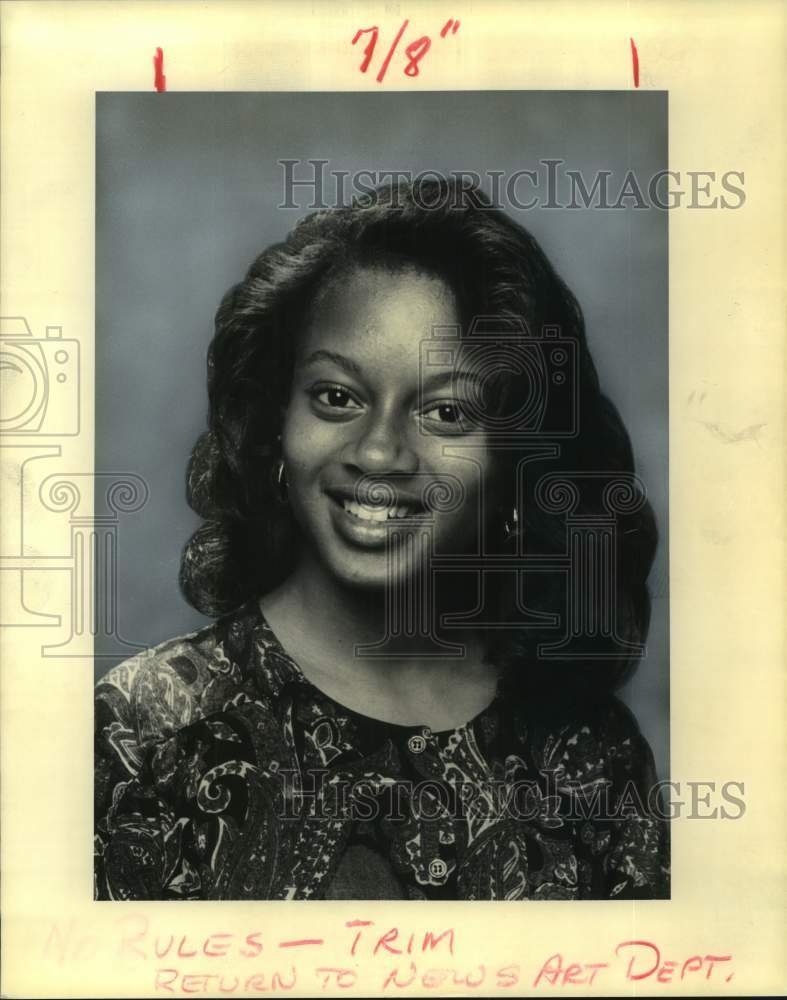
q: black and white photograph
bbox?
[3,2,786,996]
[93,91,670,901]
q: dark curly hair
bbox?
[180,178,657,700]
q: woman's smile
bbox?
[342,500,416,521]
[329,494,407,548]
[326,484,430,549]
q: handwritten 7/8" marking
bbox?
[351,18,461,83]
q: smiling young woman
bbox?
[94,178,669,901]
[263,264,499,732]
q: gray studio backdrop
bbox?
[96,91,668,778]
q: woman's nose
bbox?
[345,410,419,474]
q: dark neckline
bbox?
[246,598,502,738]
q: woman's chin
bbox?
[324,555,429,593]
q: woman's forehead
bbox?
[298,264,461,364]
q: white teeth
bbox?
[342,499,413,521]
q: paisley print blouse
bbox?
[94,601,669,901]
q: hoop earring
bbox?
[275,459,289,504]
[503,506,519,541]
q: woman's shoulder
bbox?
[570,696,657,782]
[560,693,650,749]
[94,601,264,751]
[513,690,658,789]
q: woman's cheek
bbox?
[437,453,497,547]
[283,405,341,469]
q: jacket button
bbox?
[428,858,448,879]
[407,734,426,754]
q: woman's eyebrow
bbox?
[298,350,479,389]
[420,369,482,390]
[297,349,363,377]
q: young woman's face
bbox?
[281,264,501,590]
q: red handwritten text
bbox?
[39,917,737,994]
[155,967,296,994]
[345,921,454,959]
[381,962,519,991]
[351,17,460,83]
[615,941,733,984]
[533,954,608,987]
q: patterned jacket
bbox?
[94,601,669,900]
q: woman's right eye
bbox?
[311,385,363,410]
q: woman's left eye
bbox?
[421,402,468,428]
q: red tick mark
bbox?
[153,47,166,92]
[440,18,460,38]
[630,37,640,88]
